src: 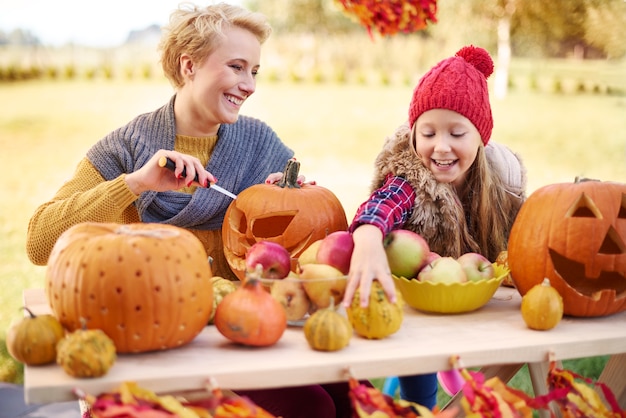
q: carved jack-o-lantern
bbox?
[222,159,348,280]
[508,178,626,317]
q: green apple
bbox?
[383,230,430,279]
[417,256,467,284]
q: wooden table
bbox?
[23,287,626,415]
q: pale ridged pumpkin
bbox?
[214,276,287,347]
[222,159,348,280]
[45,222,214,353]
[521,278,564,330]
[304,306,352,351]
[6,307,65,366]
[57,327,116,378]
[508,178,626,317]
[346,280,404,339]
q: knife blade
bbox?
[207,183,237,200]
[158,156,237,199]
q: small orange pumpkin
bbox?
[508,178,626,317]
[222,159,348,280]
[521,278,564,330]
[214,276,287,347]
[46,222,214,353]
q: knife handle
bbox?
[158,156,200,183]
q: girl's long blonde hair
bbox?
[462,146,524,261]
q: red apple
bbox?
[457,252,495,282]
[245,241,291,279]
[316,231,354,275]
[417,257,467,284]
[383,230,430,279]
[425,251,441,266]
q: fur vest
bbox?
[371,123,526,258]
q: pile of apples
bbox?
[384,230,496,283]
[244,229,497,321]
[244,231,354,321]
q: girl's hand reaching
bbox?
[125,150,217,195]
[343,224,397,308]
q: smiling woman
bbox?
[17,2,367,417]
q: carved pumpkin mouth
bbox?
[549,249,626,297]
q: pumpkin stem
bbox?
[20,306,36,319]
[243,264,264,287]
[574,176,599,183]
[277,158,301,189]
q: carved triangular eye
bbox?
[600,226,626,255]
[566,193,602,219]
[619,193,626,219]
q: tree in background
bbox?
[245,0,624,97]
[246,0,625,60]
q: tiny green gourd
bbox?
[6,307,65,366]
[56,321,116,378]
[303,304,352,351]
[346,280,404,339]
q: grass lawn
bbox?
[0,78,624,407]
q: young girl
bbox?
[343,45,527,409]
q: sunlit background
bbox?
[1,0,625,399]
[0,0,243,47]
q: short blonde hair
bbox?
[159,2,272,88]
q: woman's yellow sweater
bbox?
[26,135,238,281]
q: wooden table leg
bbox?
[597,353,626,409]
[528,361,562,418]
[442,364,524,412]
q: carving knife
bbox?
[158,156,237,199]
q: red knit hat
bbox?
[408,45,495,145]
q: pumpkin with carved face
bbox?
[508,178,626,317]
[222,159,348,280]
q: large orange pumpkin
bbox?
[46,222,214,353]
[508,178,626,317]
[222,159,348,280]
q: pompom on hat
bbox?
[408,45,495,145]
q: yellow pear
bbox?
[270,279,311,322]
[299,263,346,309]
[298,240,322,266]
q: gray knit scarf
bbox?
[87,95,294,230]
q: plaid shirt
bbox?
[350,174,416,235]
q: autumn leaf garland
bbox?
[335,0,438,37]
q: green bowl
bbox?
[393,264,509,314]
